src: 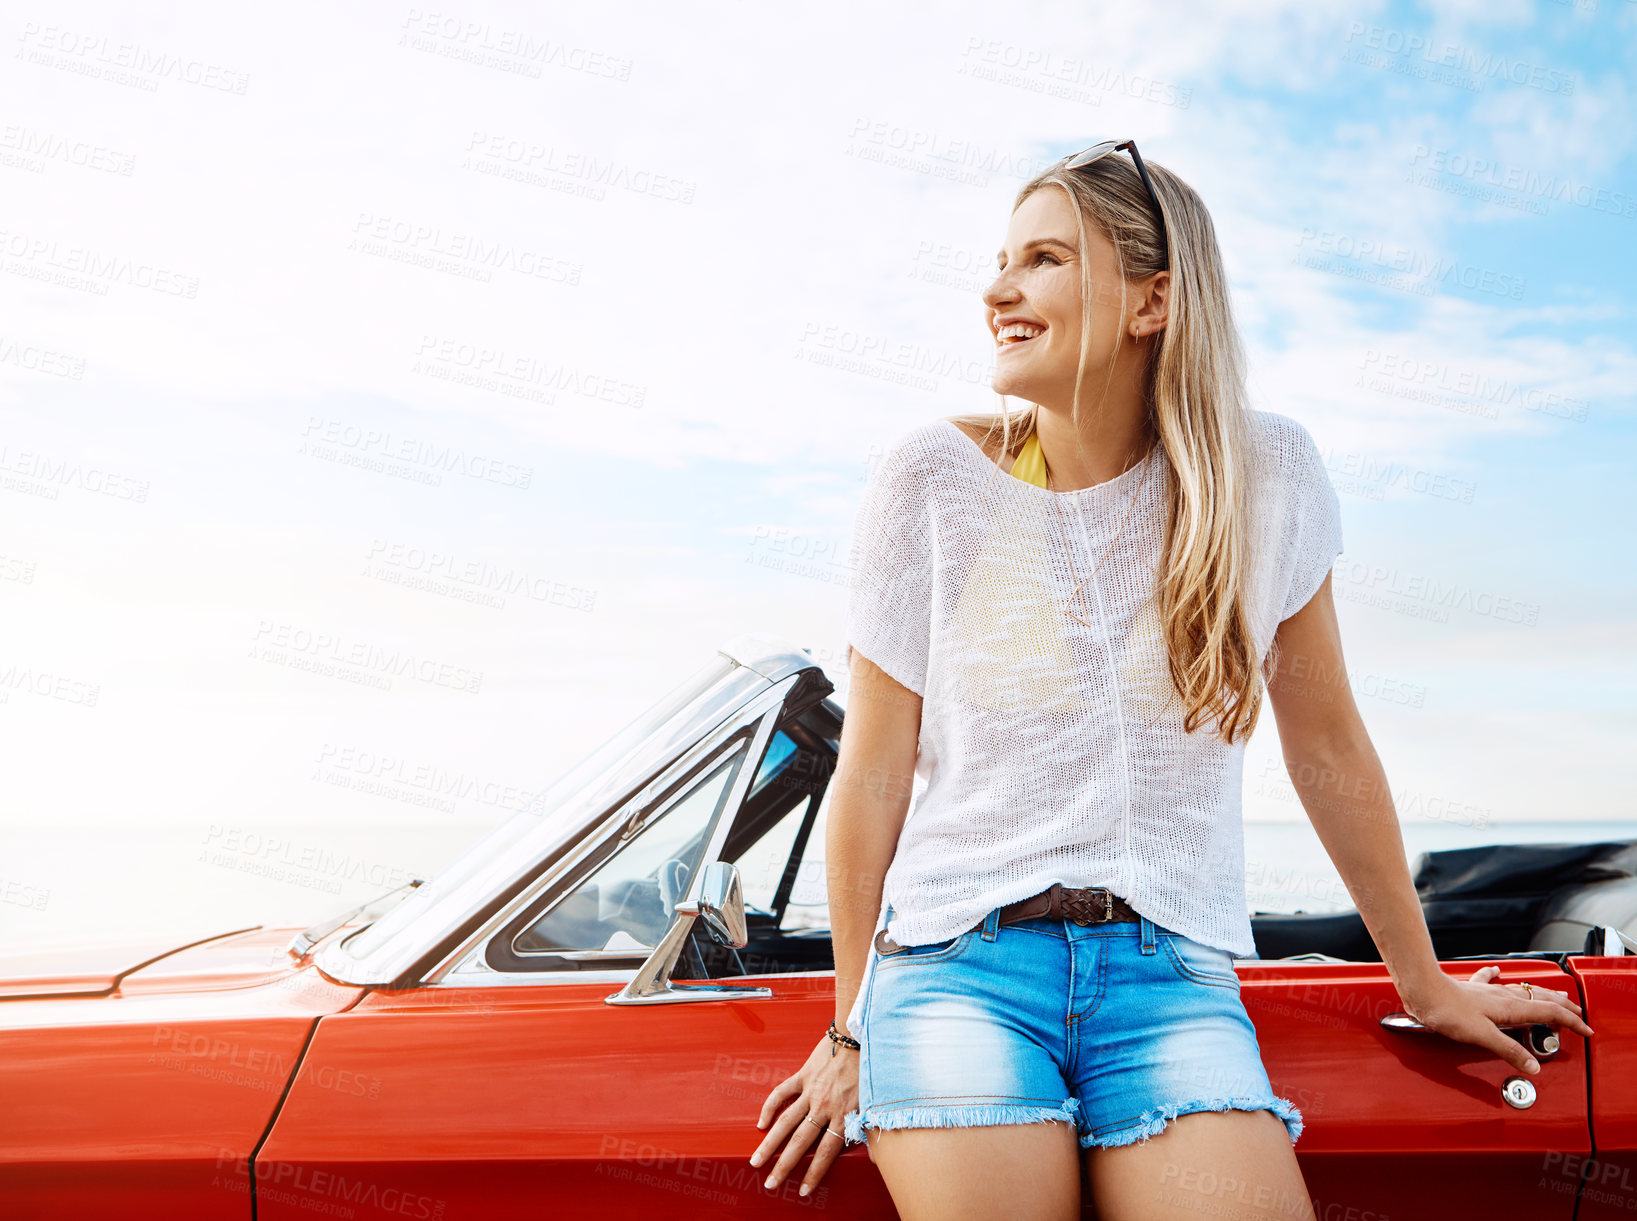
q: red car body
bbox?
[3,639,1633,1219]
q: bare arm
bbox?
[748,647,920,1197]
[1266,572,1591,1071]
[827,647,920,1039]
[1264,572,1441,1002]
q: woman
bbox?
[747,141,1592,1221]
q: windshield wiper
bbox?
[285,878,425,961]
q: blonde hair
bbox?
[949,152,1268,745]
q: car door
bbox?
[1236,952,1590,1220]
[1564,949,1637,1220]
[254,675,882,1220]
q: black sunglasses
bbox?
[1063,139,1168,269]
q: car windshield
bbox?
[514,739,752,955]
[512,726,810,958]
[341,652,743,960]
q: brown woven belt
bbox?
[875,883,1137,954]
[999,882,1140,928]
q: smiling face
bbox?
[983,186,1158,411]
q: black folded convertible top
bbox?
[1250,838,1637,961]
[1413,839,1637,898]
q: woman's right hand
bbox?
[748,1033,860,1200]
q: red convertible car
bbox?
[3,634,1635,1219]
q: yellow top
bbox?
[1010,430,1049,488]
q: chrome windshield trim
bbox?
[717,632,821,682]
[418,965,646,989]
[287,879,424,961]
[419,966,841,990]
[315,635,823,988]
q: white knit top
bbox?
[842,411,1344,996]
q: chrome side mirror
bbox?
[605,861,771,1006]
[1587,924,1630,956]
[680,860,749,949]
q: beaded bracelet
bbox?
[827,1019,861,1056]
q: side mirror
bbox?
[605,861,770,1006]
[1583,924,1629,956]
[675,859,749,950]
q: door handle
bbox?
[1381,1012,1558,1110]
[1380,1012,1562,1060]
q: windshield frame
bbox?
[314,635,822,986]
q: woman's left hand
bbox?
[1399,965,1595,1075]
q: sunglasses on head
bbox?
[1063,139,1168,269]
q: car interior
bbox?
[493,689,1637,978]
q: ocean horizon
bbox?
[4,818,1632,952]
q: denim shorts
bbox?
[843,900,1304,1150]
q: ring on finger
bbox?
[1520,981,1535,1000]
[803,1114,844,1139]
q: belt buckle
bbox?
[1066,886,1116,926]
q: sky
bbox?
[2,0,1634,942]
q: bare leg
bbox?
[870,1119,1082,1221]
[1086,1108,1315,1221]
